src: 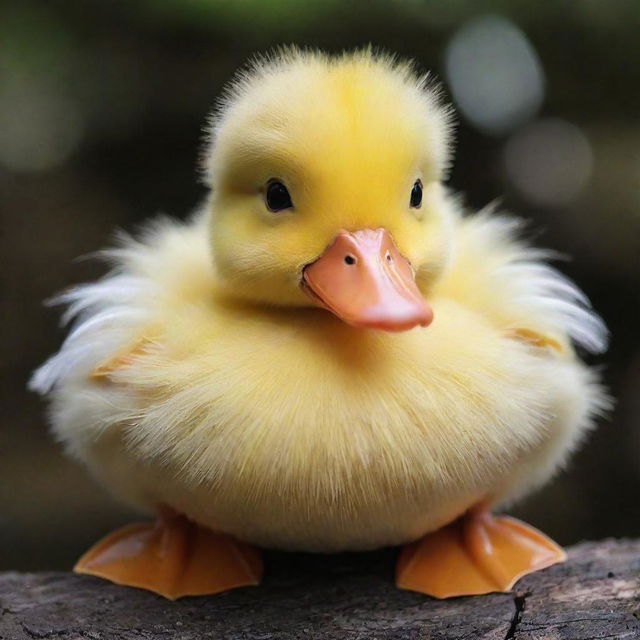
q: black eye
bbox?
[265,180,293,212]
[410,180,423,208]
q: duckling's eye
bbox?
[265,180,293,212]
[410,180,423,209]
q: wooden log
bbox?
[0,539,638,639]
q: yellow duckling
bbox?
[30,49,608,600]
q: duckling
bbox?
[30,49,608,600]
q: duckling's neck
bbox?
[212,287,396,349]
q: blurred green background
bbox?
[2,0,639,571]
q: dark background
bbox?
[2,0,639,571]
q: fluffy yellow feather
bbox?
[31,49,607,554]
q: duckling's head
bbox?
[204,49,455,331]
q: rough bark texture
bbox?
[0,539,638,639]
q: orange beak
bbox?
[301,228,433,332]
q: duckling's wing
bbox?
[29,211,210,394]
[437,208,608,356]
[29,273,158,394]
[89,336,156,379]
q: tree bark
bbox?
[0,539,638,639]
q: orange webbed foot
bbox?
[74,510,262,599]
[396,507,565,598]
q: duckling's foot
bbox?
[396,507,566,598]
[74,510,262,599]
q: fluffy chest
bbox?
[121,299,553,501]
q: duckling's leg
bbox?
[395,504,565,598]
[74,506,262,599]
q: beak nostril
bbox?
[385,251,393,263]
[344,254,356,266]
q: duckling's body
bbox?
[33,209,603,553]
[31,49,606,597]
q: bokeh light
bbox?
[445,15,545,136]
[503,118,593,207]
[0,81,85,172]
